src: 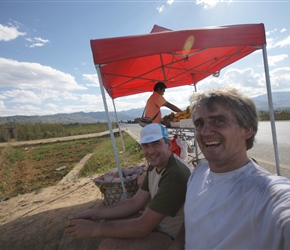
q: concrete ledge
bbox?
[58,153,94,185]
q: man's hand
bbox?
[68,208,99,221]
[65,219,99,239]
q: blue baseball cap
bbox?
[140,123,169,144]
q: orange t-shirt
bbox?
[145,92,167,123]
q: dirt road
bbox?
[0,129,120,148]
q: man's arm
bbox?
[69,188,150,221]
[163,102,182,112]
[66,202,166,239]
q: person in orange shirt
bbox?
[145,82,182,124]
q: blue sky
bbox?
[0,0,290,117]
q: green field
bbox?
[0,123,144,200]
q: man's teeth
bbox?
[205,141,220,146]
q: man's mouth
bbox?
[148,154,158,160]
[204,141,221,147]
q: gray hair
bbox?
[189,88,258,150]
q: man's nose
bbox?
[142,144,154,153]
[146,145,155,153]
[200,122,214,135]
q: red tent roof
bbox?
[90,23,266,99]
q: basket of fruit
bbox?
[93,166,143,206]
[163,106,192,128]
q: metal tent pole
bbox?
[192,84,199,161]
[112,99,129,167]
[262,45,281,176]
[96,65,128,197]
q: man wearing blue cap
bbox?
[66,123,191,250]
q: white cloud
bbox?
[275,36,290,48]
[195,0,232,9]
[4,89,42,104]
[79,93,102,106]
[83,73,100,87]
[0,57,86,91]
[281,28,287,33]
[0,23,26,41]
[266,30,290,49]
[14,104,41,112]
[39,89,62,101]
[45,103,60,114]
[115,92,150,111]
[268,54,288,66]
[197,67,267,97]
[266,28,277,36]
[266,37,275,49]
[34,37,49,43]
[157,5,165,13]
[0,90,106,117]
[86,83,99,87]
[0,57,92,116]
[44,93,105,114]
[270,67,290,91]
[25,36,50,48]
[196,66,290,97]
[156,0,174,13]
[0,100,5,109]
[28,43,45,48]
[0,103,42,117]
[61,91,79,101]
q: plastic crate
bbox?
[170,121,180,127]
[180,119,194,128]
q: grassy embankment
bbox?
[0,123,144,200]
[259,110,290,121]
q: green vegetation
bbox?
[0,122,118,142]
[79,133,144,177]
[259,110,290,121]
[0,123,144,200]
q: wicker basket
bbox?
[93,166,143,206]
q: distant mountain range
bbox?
[252,91,290,110]
[1,91,289,125]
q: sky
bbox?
[0,0,290,117]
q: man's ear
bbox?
[244,127,254,139]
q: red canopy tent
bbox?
[90,23,281,194]
[91,23,266,98]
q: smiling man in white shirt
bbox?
[171,87,290,250]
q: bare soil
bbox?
[0,138,104,199]
[0,176,104,250]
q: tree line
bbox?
[259,110,290,121]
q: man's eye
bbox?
[215,119,223,124]
[194,122,202,128]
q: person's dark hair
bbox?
[154,82,167,91]
[189,87,258,150]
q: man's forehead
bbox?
[193,104,232,119]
